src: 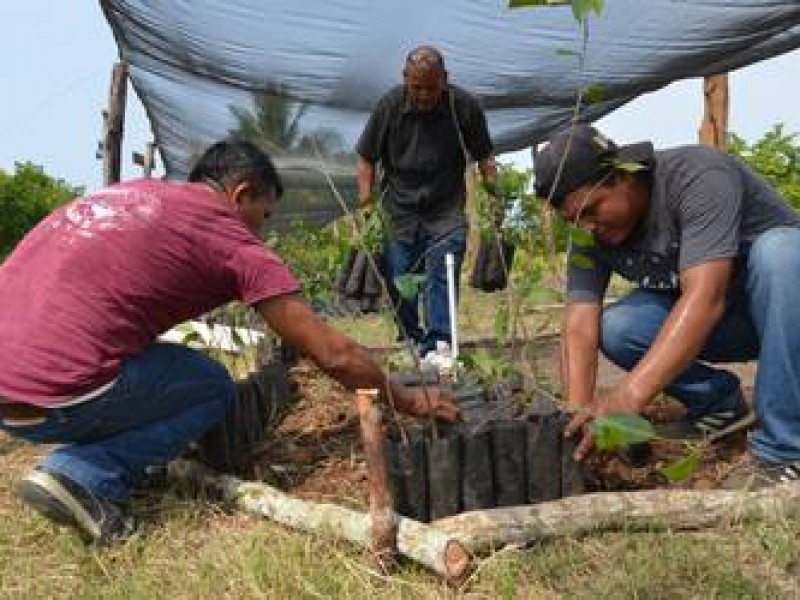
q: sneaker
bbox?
[721,455,800,491]
[16,468,136,545]
[654,394,755,442]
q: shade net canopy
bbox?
[100,0,800,229]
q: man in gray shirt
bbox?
[534,124,800,490]
[357,45,497,355]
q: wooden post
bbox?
[133,141,157,178]
[103,62,129,186]
[698,74,729,150]
[355,388,399,571]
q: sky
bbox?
[2,2,799,191]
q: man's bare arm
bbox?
[621,258,733,407]
[256,293,457,421]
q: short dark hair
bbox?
[405,45,445,73]
[188,140,283,198]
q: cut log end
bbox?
[444,539,472,584]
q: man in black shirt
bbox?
[357,45,497,355]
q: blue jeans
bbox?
[600,227,800,463]
[384,226,467,350]
[1,343,235,501]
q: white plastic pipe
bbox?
[445,252,458,360]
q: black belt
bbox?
[0,401,50,426]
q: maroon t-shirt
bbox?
[0,179,299,405]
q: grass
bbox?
[2,279,799,598]
[3,430,800,598]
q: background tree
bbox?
[728,124,800,209]
[0,163,81,258]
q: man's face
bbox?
[560,174,648,246]
[237,188,277,236]
[403,64,446,113]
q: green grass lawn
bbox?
[2,435,798,600]
[3,284,799,598]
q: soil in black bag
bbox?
[460,426,495,511]
[491,420,528,507]
[526,414,563,502]
[556,413,586,497]
[395,426,429,522]
[426,426,462,520]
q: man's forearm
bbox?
[624,261,732,405]
[356,157,375,207]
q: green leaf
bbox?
[569,253,595,270]
[582,83,605,104]
[180,330,204,347]
[659,448,701,482]
[590,413,656,451]
[569,226,595,247]
[526,284,562,304]
[613,160,648,174]
[572,0,605,22]
[393,274,426,300]
[555,48,579,57]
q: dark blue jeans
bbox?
[384,226,467,350]
[1,343,235,501]
[600,227,800,463]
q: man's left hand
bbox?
[564,385,647,461]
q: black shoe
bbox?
[16,468,136,545]
[654,391,754,442]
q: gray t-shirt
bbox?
[567,145,800,302]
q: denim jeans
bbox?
[599,227,800,463]
[384,226,467,351]
[1,342,235,501]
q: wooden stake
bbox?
[698,74,729,150]
[355,388,399,572]
[166,460,472,584]
[103,62,128,186]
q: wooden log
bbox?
[355,388,398,571]
[432,483,800,555]
[166,459,472,584]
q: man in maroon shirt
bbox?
[0,140,457,545]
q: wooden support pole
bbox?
[698,74,729,150]
[166,460,472,584]
[355,388,399,572]
[103,62,128,186]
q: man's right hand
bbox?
[393,385,459,422]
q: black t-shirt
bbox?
[567,145,800,302]
[357,84,493,242]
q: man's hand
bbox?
[394,385,459,422]
[564,384,648,461]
